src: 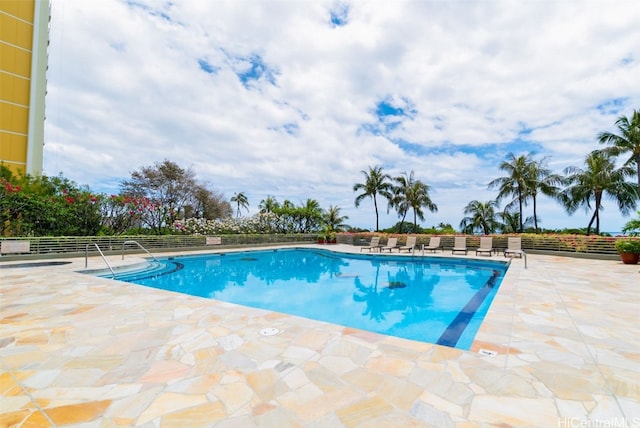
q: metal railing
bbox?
[122,240,158,261]
[0,234,316,257]
[20,235,206,255]
[341,233,623,256]
[85,243,116,278]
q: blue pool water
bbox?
[109,248,508,349]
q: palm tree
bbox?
[498,209,533,233]
[301,199,323,232]
[395,171,438,231]
[390,177,411,233]
[323,205,349,232]
[258,196,279,213]
[488,153,535,232]
[561,151,636,235]
[278,199,298,232]
[598,109,640,193]
[622,210,640,236]
[460,200,499,235]
[527,157,565,232]
[230,192,249,217]
[353,165,394,231]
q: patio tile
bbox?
[43,400,112,425]
[158,401,228,428]
[467,395,558,426]
[136,392,209,425]
[336,396,395,427]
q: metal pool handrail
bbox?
[85,243,116,278]
[121,240,159,262]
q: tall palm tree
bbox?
[527,157,565,232]
[460,200,499,235]
[390,176,412,233]
[230,192,249,217]
[598,109,640,193]
[488,153,535,232]
[323,205,349,232]
[562,151,636,235]
[395,171,438,231]
[353,165,393,231]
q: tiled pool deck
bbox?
[1,244,638,427]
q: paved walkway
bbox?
[1,245,638,427]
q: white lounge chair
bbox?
[504,237,524,258]
[475,236,493,256]
[360,236,382,252]
[422,237,442,253]
[380,237,398,252]
[398,236,417,253]
[451,236,468,255]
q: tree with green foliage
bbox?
[230,192,249,217]
[275,200,295,233]
[0,166,102,236]
[389,193,410,233]
[460,200,500,235]
[323,205,349,232]
[598,109,640,193]
[389,175,411,233]
[488,153,535,233]
[498,209,533,234]
[300,199,323,232]
[353,165,394,232]
[188,185,231,220]
[562,151,637,235]
[261,198,324,233]
[392,171,438,232]
[100,194,149,235]
[622,210,640,236]
[436,222,457,234]
[259,196,279,213]
[384,221,422,234]
[121,159,210,233]
[527,156,565,232]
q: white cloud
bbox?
[44,0,640,233]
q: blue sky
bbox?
[44,0,640,232]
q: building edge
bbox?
[26,0,50,176]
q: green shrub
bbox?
[615,238,640,254]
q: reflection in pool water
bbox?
[109,248,508,349]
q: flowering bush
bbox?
[100,195,158,234]
[1,175,102,236]
[173,212,281,235]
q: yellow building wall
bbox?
[0,0,47,177]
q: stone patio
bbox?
[1,244,638,427]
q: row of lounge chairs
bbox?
[455,236,525,258]
[360,236,524,258]
[361,236,417,253]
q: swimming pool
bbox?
[107,248,508,349]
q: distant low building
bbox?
[0,0,50,176]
